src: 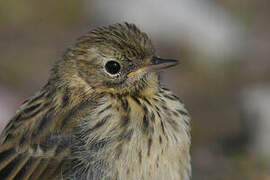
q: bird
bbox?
[0,23,191,180]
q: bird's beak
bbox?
[127,56,179,78]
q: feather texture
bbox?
[0,23,191,180]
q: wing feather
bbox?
[0,90,73,180]
[5,153,31,180]
[21,157,41,180]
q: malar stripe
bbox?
[121,98,129,112]
[116,94,129,112]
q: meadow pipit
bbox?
[0,23,191,180]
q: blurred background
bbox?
[0,0,270,179]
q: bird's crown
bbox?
[53,23,177,96]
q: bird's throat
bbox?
[71,88,191,180]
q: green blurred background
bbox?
[0,0,270,179]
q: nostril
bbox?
[151,56,159,65]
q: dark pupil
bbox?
[105,61,121,75]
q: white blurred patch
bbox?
[242,85,270,158]
[85,0,245,63]
[0,87,20,132]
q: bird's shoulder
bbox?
[0,86,98,180]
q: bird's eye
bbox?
[105,61,121,75]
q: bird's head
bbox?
[55,23,178,96]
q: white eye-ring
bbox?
[104,60,121,76]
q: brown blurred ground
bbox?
[0,0,270,179]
